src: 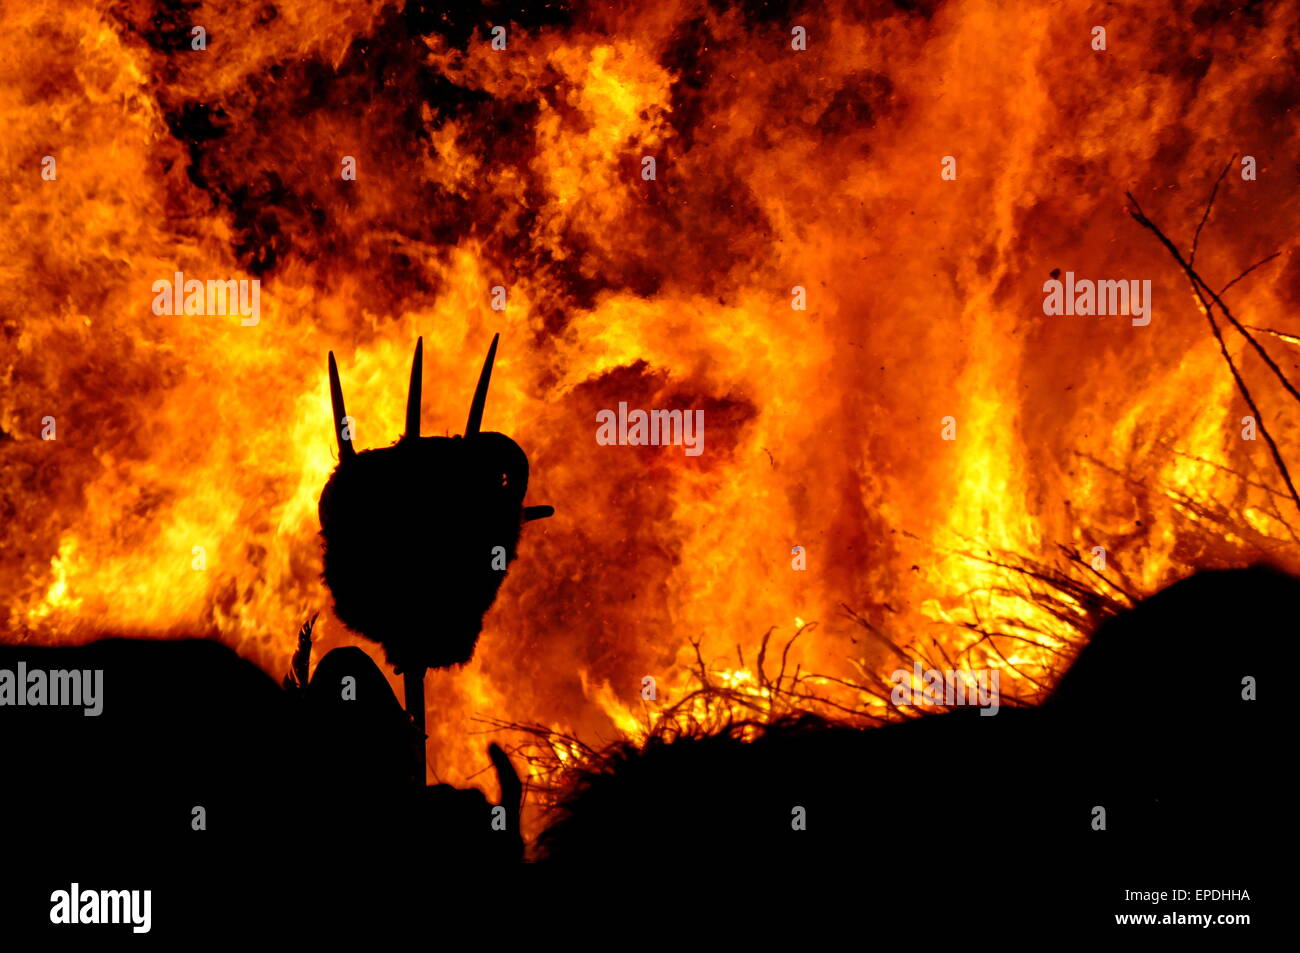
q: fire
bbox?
[2,1,1298,837]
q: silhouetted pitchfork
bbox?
[318,334,553,782]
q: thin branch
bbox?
[1190,156,1233,267]
[1125,192,1300,514]
[1242,324,1300,346]
[1219,252,1281,296]
[1132,194,1298,405]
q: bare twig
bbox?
[1125,191,1300,514]
[1220,252,1281,296]
[1190,156,1233,267]
[1242,323,1299,345]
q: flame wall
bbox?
[3,0,1299,808]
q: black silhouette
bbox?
[0,634,524,937]
[536,565,1286,892]
[1044,565,1284,862]
[318,335,553,673]
[0,566,1283,932]
[301,642,524,863]
[318,335,552,782]
[535,706,1051,862]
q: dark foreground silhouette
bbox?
[536,566,1286,907]
[319,336,552,673]
[538,567,1284,873]
[0,566,1286,932]
[0,636,519,936]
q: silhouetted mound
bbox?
[1048,564,1283,722]
[539,566,1289,877]
[307,645,415,793]
[0,637,523,890]
[318,432,531,672]
[536,709,1052,862]
[300,646,522,861]
[0,638,294,853]
[1044,564,1289,855]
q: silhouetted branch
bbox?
[1190,156,1233,267]
[1220,252,1281,296]
[1126,191,1300,514]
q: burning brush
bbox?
[318,334,553,778]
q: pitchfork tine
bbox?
[405,337,423,439]
[465,333,499,436]
[328,351,356,462]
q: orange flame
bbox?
[3,1,1299,832]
